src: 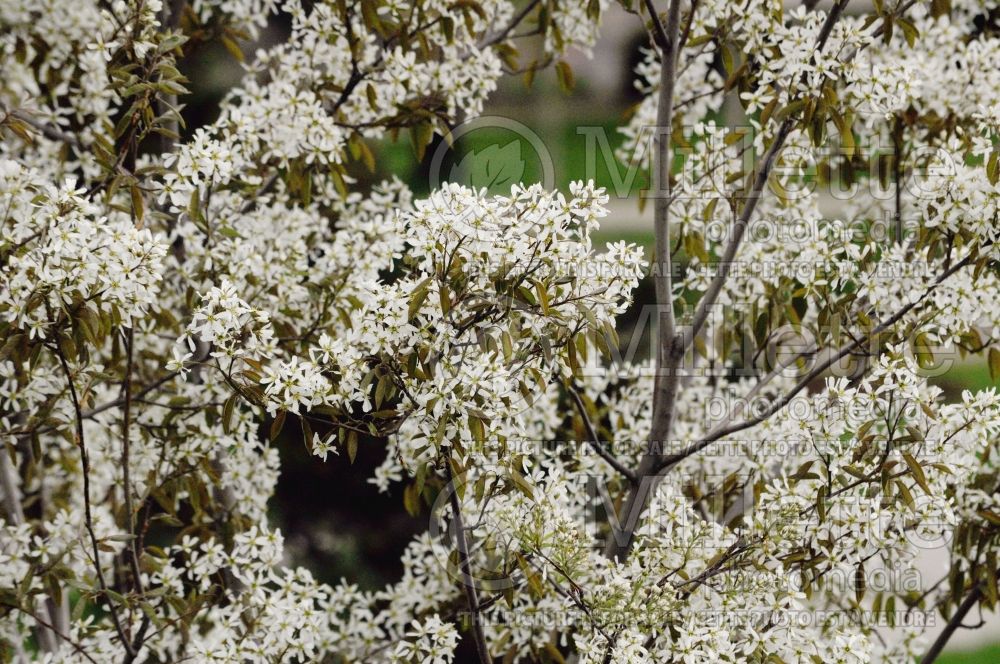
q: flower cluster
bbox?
[1,161,167,337]
[390,615,460,664]
[3,0,1000,662]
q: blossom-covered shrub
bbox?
[1,0,1000,662]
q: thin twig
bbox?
[642,0,672,51]
[120,328,146,629]
[82,369,182,420]
[480,0,542,48]
[0,602,100,664]
[52,341,136,658]
[567,386,637,484]
[0,435,64,652]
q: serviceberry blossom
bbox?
[2,0,1000,662]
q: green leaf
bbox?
[441,15,455,43]
[130,184,144,222]
[978,510,1000,526]
[403,482,421,516]
[987,150,999,186]
[500,331,513,362]
[269,410,286,442]
[346,430,358,463]
[515,553,544,597]
[912,332,934,369]
[408,278,431,321]
[360,0,386,37]
[555,60,574,92]
[533,279,550,314]
[897,18,919,47]
[4,118,34,145]
[539,640,566,663]
[902,452,931,495]
[684,230,708,263]
[469,416,486,446]
[524,63,537,88]
[157,33,189,54]
[930,0,951,18]
[439,284,451,315]
[774,98,808,124]
[831,110,855,159]
[222,394,238,433]
[989,347,1000,382]
[330,168,348,199]
[882,15,894,44]
[219,33,243,61]
[720,44,734,80]
[410,122,435,162]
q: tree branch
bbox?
[119,328,147,654]
[683,0,849,351]
[646,0,684,453]
[444,459,492,664]
[654,253,973,473]
[603,0,685,560]
[921,584,983,664]
[642,0,672,52]
[0,601,99,664]
[609,0,875,560]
